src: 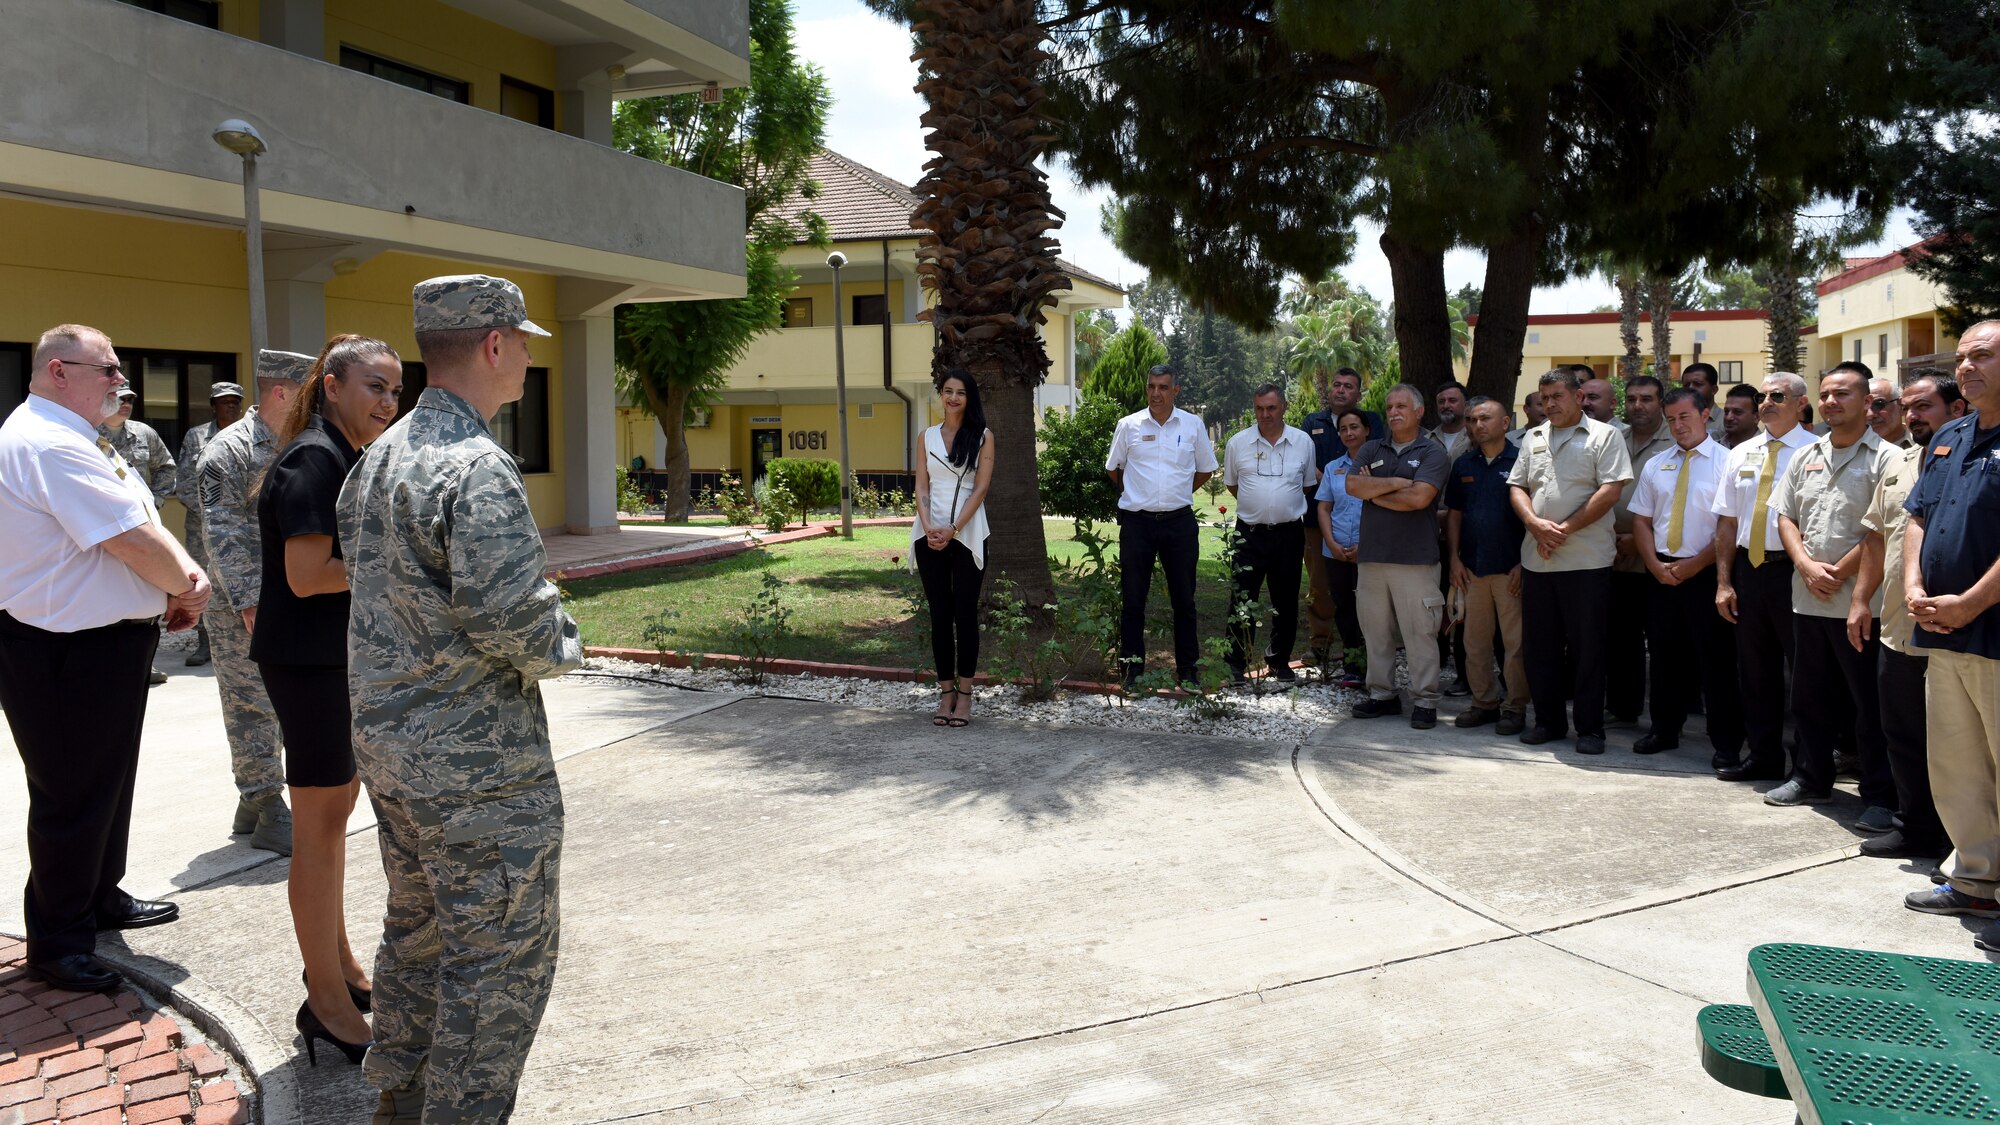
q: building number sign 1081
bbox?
[787,430,831,451]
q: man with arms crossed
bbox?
[0,325,209,991]
[1346,384,1452,729]
[340,276,583,1122]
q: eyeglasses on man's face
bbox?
[58,359,125,380]
[1754,390,1790,405]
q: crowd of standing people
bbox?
[0,273,580,1124]
[1101,327,2000,952]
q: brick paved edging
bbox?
[0,936,261,1125]
[550,518,914,581]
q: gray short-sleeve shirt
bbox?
[1353,435,1450,566]
[1506,416,1634,573]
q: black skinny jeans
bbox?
[915,539,985,681]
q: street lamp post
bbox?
[827,250,853,538]
[212,120,268,365]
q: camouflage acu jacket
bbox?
[337,386,581,801]
[198,407,275,611]
[176,420,218,526]
[99,418,176,507]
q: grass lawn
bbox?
[563,512,1311,675]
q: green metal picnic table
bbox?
[1745,941,2000,1124]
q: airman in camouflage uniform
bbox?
[98,390,176,506]
[339,275,579,1125]
[175,381,245,667]
[199,352,311,856]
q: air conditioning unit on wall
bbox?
[687,407,711,428]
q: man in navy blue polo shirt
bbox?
[1445,397,1526,733]
[1899,321,2000,949]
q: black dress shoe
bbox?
[1351,696,1402,719]
[1265,661,1299,683]
[1711,751,1741,772]
[1633,732,1679,755]
[1715,761,1786,782]
[1575,734,1607,755]
[26,954,121,992]
[98,898,179,930]
[1859,831,1952,861]
[1518,726,1563,746]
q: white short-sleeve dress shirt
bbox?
[1709,424,1818,548]
[1628,437,1726,559]
[1105,406,1218,512]
[0,395,166,631]
[1222,424,1317,524]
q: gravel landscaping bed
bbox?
[575,654,1414,742]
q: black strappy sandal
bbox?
[933,686,958,726]
[945,686,971,727]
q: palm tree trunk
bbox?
[906,0,1063,606]
[639,378,694,521]
[1647,275,1674,377]
[1766,214,1804,372]
[1618,271,1642,382]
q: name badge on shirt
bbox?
[1936,445,1952,456]
[1802,460,1825,473]
[1369,459,1386,470]
[1310,427,1325,435]
[1141,433,1156,442]
[1530,442,1547,454]
[1739,467,1755,478]
[1460,474,1476,483]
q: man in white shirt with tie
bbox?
[1106,364,1218,688]
[1630,388,1743,763]
[1221,383,1318,683]
[1710,371,1817,782]
[0,324,212,992]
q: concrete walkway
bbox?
[0,670,1980,1122]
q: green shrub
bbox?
[766,458,840,512]
[614,466,646,514]
[699,474,757,526]
[1037,395,1125,523]
[1083,323,1169,413]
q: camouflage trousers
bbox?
[205,596,283,798]
[364,779,564,1124]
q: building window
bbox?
[852,294,888,326]
[784,298,813,328]
[398,364,551,473]
[1527,332,1540,344]
[113,348,237,455]
[1879,334,1888,369]
[1854,340,1864,363]
[340,46,470,104]
[0,344,28,412]
[499,77,555,129]
[1716,360,1744,384]
[113,0,219,28]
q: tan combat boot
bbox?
[372,1087,422,1125]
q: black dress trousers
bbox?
[1119,507,1201,682]
[0,611,159,961]
[1732,549,1796,772]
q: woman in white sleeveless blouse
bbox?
[909,370,993,726]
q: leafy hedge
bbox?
[1037,395,1125,523]
[765,457,840,511]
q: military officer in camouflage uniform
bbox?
[99,388,179,684]
[339,275,579,1125]
[199,352,308,856]
[99,388,176,505]
[175,381,245,667]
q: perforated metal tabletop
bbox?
[1747,942,2000,1123]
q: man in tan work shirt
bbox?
[1768,361,1898,815]
[1851,372,1967,859]
[1507,368,1634,755]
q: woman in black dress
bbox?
[252,334,402,1064]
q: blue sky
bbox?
[788,0,1921,317]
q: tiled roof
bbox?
[1817,235,1945,298]
[775,149,1124,294]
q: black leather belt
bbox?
[1125,506,1192,521]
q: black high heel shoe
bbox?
[302,969,373,1012]
[296,1000,371,1066]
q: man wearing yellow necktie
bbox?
[1630,388,1742,763]
[1769,363,1898,818]
[1710,373,1817,782]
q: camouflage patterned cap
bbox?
[256,349,314,384]
[411,274,551,337]
[209,381,245,400]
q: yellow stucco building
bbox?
[617,150,1124,491]
[1468,309,1819,411]
[1815,238,1963,383]
[2,0,749,535]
